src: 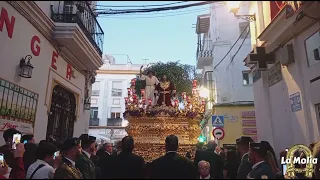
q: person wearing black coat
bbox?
[149,135,197,179]
[113,136,146,179]
[194,141,224,179]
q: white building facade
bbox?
[244,1,320,154]
[0,1,103,144]
[196,2,254,142]
[88,56,143,143]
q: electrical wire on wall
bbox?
[226,28,251,69]
[213,23,250,69]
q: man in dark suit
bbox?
[54,138,83,179]
[75,134,97,179]
[194,141,224,179]
[113,136,146,179]
[236,136,254,179]
[21,134,38,172]
[247,142,275,179]
[149,135,196,179]
[98,143,116,179]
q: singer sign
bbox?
[270,1,305,20]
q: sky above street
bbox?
[96,1,210,65]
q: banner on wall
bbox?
[0,119,34,134]
[242,128,257,135]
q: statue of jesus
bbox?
[139,65,159,106]
[155,75,176,106]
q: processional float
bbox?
[124,79,205,162]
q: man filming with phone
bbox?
[0,128,25,179]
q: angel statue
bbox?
[139,65,159,106]
[155,75,176,106]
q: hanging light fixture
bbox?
[19,55,34,78]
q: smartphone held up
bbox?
[12,133,21,150]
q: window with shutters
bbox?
[239,22,250,39]
[92,81,100,96]
[63,4,74,14]
[111,81,122,97]
[111,112,121,118]
[242,71,253,85]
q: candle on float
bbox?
[148,98,152,105]
[141,89,145,97]
[192,80,197,87]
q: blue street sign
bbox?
[212,115,224,127]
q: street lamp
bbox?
[227,1,256,21]
[19,55,34,78]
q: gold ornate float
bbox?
[124,79,204,162]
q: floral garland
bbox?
[123,106,202,119]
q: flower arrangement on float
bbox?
[123,78,206,119]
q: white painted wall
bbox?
[90,61,143,126]
[207,2,253,103]
[0,1,89,144]
[249,1,320,155]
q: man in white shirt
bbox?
[198,160,211,179]
[26,141,57,179]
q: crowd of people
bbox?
[0,127,319,179]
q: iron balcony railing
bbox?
[107,118,122,127]
[89,118,99,126]
[197,50,213,58]
[51,1,104,56]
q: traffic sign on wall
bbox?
[212,115,224,127]
[212,127,225,140]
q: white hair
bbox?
[198,160,210,168]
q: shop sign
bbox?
[241,120,256,126]
[0,119,33,134]
[242,128,257,135]
[241,111,255,118]
[270,1,305,21]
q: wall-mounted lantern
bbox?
[19,55,34,78]
[227,1,256,22]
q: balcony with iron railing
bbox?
[196,43,213,69]
[107,118,122,127]
[89,118,99,126]
[50,1,104,56]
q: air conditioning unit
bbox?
[280,43,295,66]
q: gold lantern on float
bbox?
[123,79,205,162]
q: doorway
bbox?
[46,84,76,141]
